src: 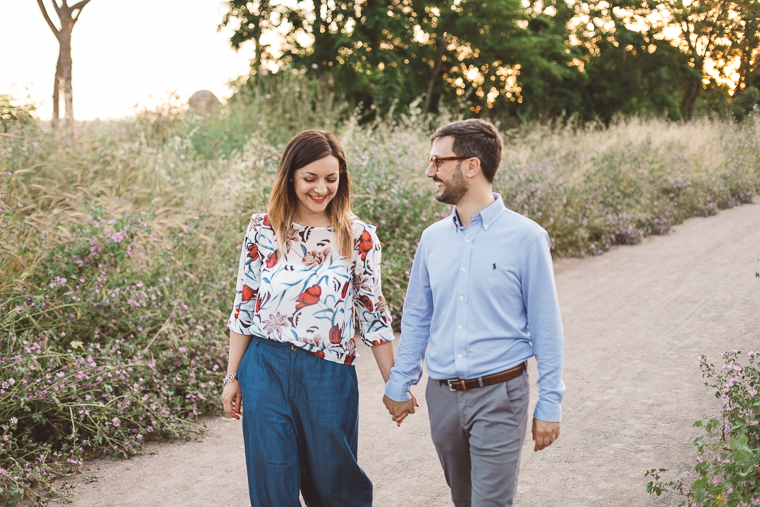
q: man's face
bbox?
[426,136,468,205]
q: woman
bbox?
[221,130,399,506]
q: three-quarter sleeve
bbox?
[227,216,263,335]
[352,224,395,347]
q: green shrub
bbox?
[731,87,760,122]
[646,351,760,506]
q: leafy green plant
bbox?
[646,351,760,506]
[731,87,760,122]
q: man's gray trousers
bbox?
[425,371,530,507]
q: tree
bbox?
[654,0,735,119]
[573,0,690,121]
[730,0,760,92]
[421,0,529,116]
[222,0,567,118]
[220,0,279,78]
[510,0,587,119]
[36,0,93,126]
[224,0,441,115]
[220,0,750,121]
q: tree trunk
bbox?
[424,32,448,114]
[313,0,324,63]
[52,58,62,127]
[681,56,705,120]
[253,29,262,77]
[59,28,74,123]
[681,79,702,120]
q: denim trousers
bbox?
[237,336,372,507]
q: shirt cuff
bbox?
[384,380,412,403]
[364,328,395,346]
[533,399,562,423]
[227,317,254,336]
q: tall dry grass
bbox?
[0,88,759,504]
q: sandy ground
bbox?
[61,201,760,507]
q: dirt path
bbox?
[64,202,760,507]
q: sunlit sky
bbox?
[0,0,259,120]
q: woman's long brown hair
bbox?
[267,130,355,257]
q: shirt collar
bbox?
[451,193,506,230]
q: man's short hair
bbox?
[431,119,503,183]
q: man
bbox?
[383,119,565,507]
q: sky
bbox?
[0,0,258,120]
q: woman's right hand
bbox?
[222,381,243,420]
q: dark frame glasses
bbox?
[426,156,469,170]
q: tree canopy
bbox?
[221,0,760,122]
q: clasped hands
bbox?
[382,393,418,426]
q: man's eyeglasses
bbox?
[427,156,469,171]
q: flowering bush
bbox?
[0,204,237,504]
[0,336,224,504]
[646,351,760,506]
[0,97,758,504]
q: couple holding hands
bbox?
[221,119,565,507]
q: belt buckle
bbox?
[447,379,461,392]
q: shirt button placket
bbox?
[454,232,473,379]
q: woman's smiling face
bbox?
[292,155,340,224]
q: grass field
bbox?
[1,89,759,504]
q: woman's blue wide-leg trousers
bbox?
[237,336,372,507]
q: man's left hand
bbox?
[532,418,560,451]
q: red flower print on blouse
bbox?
[256,294,265,313]
[234,305,241,319]
[262,214,271,227]
[242,285,257,302]
[329,325,342,344]
[344,354,355,365]
[312,349,325,359]
[341,281,349,299]
[246,242,259,262]
[266,251,279,268]
[295,284,322,311]
[358,230,373,261]
[359,294,374,311]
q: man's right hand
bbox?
[383,394,418,426]
[532,418,560,451]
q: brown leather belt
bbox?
[438,362,526,392]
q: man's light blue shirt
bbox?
[385,193,565,422]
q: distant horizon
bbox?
[0,0,261,121]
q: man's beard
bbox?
[434,163,468,205]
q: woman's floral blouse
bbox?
[227,213,395,365]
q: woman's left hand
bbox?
[391,391,420,426]
[222,381,243,420]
